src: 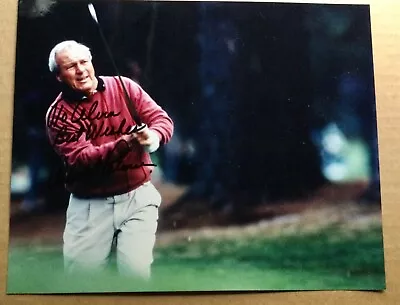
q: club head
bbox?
[88,3,99,23]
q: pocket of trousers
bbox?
[136,183,162,208]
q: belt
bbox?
[72,181,150,201]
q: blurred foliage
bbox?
[11,2,380,209]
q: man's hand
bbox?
[121,125,160,153]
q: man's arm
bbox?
[45,101,134,169]
[124,77,174,147]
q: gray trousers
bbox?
[63,182,161,279]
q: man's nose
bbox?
[76,63,85,73]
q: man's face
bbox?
[55,46,97,95]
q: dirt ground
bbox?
[8,181,383,247]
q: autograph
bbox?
[70,100,120,123]
[65,140,157,184]
[47,101,141,144]
[53,118,137,144]
[46,100,155,182]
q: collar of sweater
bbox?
[61,76,106,102]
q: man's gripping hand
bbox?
[122,125,160,153]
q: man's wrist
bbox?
[145,130,160,153]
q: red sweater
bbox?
[46,76,173,198]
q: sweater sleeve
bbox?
[125,78,174,145]
[45,101,131,170]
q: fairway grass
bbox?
[7,225,385,293]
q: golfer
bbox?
[45,40,173,279]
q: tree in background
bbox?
[11,2,379,220]
[305,5,380,201]
[178,3,325,214]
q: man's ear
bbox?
[56,74,62,82]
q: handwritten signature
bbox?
[70,100,120,123]
[46,100,154,181]
[65,140,157,184]
[47,100,141,144]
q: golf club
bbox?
[88,3,145,131]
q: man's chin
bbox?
[74,84,93,95]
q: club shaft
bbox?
[94,16,143,126]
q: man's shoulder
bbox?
[45,94,67,124]
[101,75,141,90]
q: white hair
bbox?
[48,40,92,73]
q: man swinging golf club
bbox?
[45,39,173,279]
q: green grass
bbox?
[6,225,386,294]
